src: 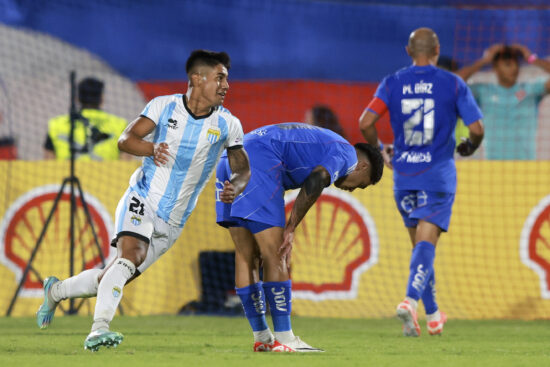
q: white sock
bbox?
[91,258,135,332]
[50,269,102,306]
[426,310,441,322]
[274,330,295,344]
[405,296,418,310]
[253,328,274,343]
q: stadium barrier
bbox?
[1,161,549,319]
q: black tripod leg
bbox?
[6,179,69,316]
[74,178,105,265]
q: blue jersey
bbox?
[244,123,357,189]
[217,123,357,228]
[375,65,482,193]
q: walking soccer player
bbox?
[216,123,384,352]
[36,50,251,351]
[359,28,484,336]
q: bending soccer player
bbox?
[216,123,384,352]
[359,28,484,336]
[36,50,251,351]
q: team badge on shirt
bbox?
[131,215,142,226]
[207,128,221,144]
[515,89,526,102]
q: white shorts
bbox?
[112,188,183,273]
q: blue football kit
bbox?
[216,123,357,338]
[216,123,357,231]
[371,64,482,231]
[368,64,482,314]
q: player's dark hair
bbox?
[354,143,384,185]
[492,46,520,65]
[78,77,104,106]
[185,49,231,75]
[311,105,346,138]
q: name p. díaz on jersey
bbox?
[403,81,433,95]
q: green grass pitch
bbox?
[1,315,549,367]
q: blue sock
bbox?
[263,280,292,332]
[421,269,438,314]
[235,282,269,332]
[406,241,435,301]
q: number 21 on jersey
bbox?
[401,98,434,146]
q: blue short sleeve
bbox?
[374,77,390,105]
[456,78,483,126]
[319,144,358,185]
[140,97,164,125]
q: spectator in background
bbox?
[457,44,550,160]
[44,77,129,160]
[304,105,347,138]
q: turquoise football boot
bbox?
[84,329,124,352]
[36,276,59,329]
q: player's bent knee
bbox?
[117,236,149,267]
[261,251,286,269]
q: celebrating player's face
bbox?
[200,64,229,106]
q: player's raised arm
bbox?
[511,43,550,92]
[220,147,251,203]
[117,116,170,166]
[280,166,331,258]
[455,44,504,81]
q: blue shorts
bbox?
[215,149,286,231]
[394,190,455,232]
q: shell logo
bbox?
[0,185,114,297]
[520,194,550,299]
[284,188,378,301]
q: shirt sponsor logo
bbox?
[396,151,432,163]
[250,128,267,136]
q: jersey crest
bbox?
[207,127,221,144]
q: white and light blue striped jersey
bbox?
[128,94,244,227]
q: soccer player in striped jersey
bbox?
[359,28,484,336]
[36,50,251,351]
[216,123,384,352]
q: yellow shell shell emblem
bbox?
[284,188,378,300]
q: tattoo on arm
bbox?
[227,147,251,196]
[287,166,330,232]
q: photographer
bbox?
[44,77,128,160]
